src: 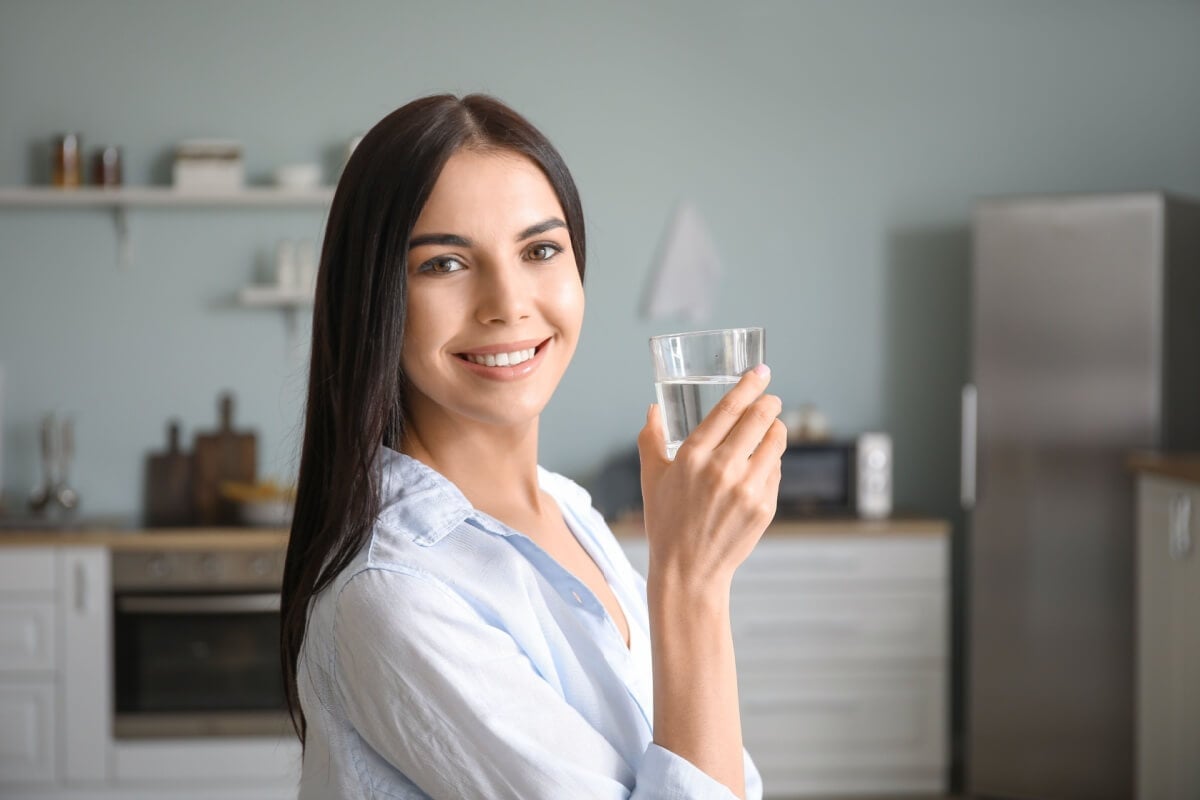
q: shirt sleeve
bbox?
[332,566,751,800]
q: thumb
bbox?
[637,403,670,478]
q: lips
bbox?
[455,337,549,357]
[453,337,551,381]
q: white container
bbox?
[275,239,297,288]
[173,160,244,191]
[273,163,322,190]
[173,139,244,191]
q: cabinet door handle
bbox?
[74,561,87,613]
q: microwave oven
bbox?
[777,433,892,518]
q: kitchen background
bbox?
[3,0,1200,793]
[5,0,1200,516]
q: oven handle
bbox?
[116,593,280,614]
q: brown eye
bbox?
[527,243,562,261]
[418,256,465,274]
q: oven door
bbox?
[113,591,289,738]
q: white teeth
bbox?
[464,347,536,367]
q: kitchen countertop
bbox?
[0,515,948,548]
[1128,451,1200,485]
[0,527,291,549]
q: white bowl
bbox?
[238,498,294,528]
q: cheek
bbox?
[551,274,585,333]
[400,294,440,373]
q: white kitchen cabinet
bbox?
[1137,474,1200,800]
[0,546,57,787]
[622,527,949,798]
[0,542,300,799]
[59,547,111,783]
[0,546,114,786]
[0,681,56,783]
[0,545,111,787]
[0,601,56,671]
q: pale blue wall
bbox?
[3,0,1200,521]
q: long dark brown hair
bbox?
[280,94,587,745]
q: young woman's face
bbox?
[401,149,585,434]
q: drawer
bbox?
[621,535,945,587]
[0,680,56,783]
[739,668,946,772]
[733,590,945,665]
[734,536,946,588]
[0,602,57,671]
[0,549,56,596]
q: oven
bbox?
[111,548,289,738]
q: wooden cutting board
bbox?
[192,393,256,526]
[144,420,194,527]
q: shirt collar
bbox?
[374,445,592,547]
[375,445,473,546]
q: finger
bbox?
[637,403,670,480]
[745,418,789,487]
[679,364,771,455]
[716,393,783,460]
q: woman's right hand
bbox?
[637,364,788,595]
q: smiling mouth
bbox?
[454,338,550,368]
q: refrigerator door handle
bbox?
[1170,494,1193,561]
[962,384,977,509]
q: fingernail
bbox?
[753,364,770,377]
[647,403,655,421]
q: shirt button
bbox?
[571,590,583,604]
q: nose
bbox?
[474,259,533,326]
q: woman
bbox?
[281,94,787,800]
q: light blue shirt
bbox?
[297,445,763,799]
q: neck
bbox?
[399,406,548,520]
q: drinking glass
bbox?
[649,327,765,459]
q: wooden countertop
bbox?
[0,515,948,549]
[608,515,949,539]
[1128,452,1200,486]
[0,527,291,549]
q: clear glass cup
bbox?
[649,327,765,459]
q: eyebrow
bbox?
[407,217,567,250]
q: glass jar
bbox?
[52,133,82,187]
[92,146,123,187]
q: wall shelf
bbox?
[0,185,334,271]
[237,286,315,308]
[237,285,315,357]
[0,186,335,208]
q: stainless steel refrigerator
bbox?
[964,193,1200,799]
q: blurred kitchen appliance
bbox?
[965,193,1200,800]
[856,433,893,518]
[112,547,288,738]
[777,433,892,518]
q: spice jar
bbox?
[92,146,122,187]
[52,133,82,187]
